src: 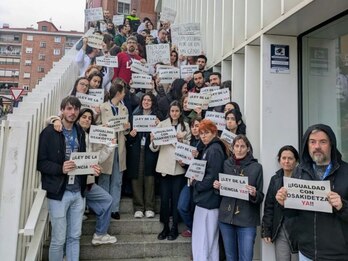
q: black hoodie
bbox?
[290,124,348,261]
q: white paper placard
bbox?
[284,177,332,213]
[113,15,124,25]
[85,7,103,22]
[174,142,196,165]
[180,65,199,79]
[87,34,104,49]
[160,7,177,23]
[131,74,153,89]
[88,89,105,100]
[96,56,118,68]
[187,92,210,110]
[200,86,220,95]
[204,111,226,131]
[209,88,231,107]
[68,152,99,175]
[177,35,202,56]
[158,68,180,84]
[156,64,174,73]
[76,93,103,109]
[219,173,249,200]
[131,59,150,75]
[220,129,236,144]
[107,115,129,132]
[89,125,115,145]
[185,159,206,181]
[133,115,157,132]
[152,126,177,146]
[179,23,200,35]
[146,44,171,65]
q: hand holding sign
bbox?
[275,187,287,206]
[327,191,343,211]
[63,160,76,174]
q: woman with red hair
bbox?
[191,119,227,260]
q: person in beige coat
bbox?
[96,82,130,220]
[150,100,191,240]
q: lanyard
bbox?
[110,101,118,116]
[313,162,332,180]
[63,126,77,152]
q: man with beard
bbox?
[188,55,210,91]
[113,36,145,84]
[209,72,221,87]
[37,96,101,261]
[276,124,348,261]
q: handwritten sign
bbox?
[68,152,99,175]
[146,44,170,65]
[131,74,153,89]
[187,93,210,110]
[180,65,199,79]
[185,159,206,181]
[133,115,157,132]
[152,126,177,146]
[220,129,236,144]
[131,59,150,75]
[107,115,128,132]
[205,111,226,131]
[174,142,196,165]
[284,177,332,213]
[209,89,230,107]
[177,35,202,56]
[89,125,115,145]
[76,93,103,109]
[160,7,177,23]
[96,56,118,68]
[87,34,104,49]
[113,15,124,25]
[158,68,180,84]
[219,173,249,200]
[88,89,104,100]
[85,7,103,22]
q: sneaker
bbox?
[134,211,144,218]
[181,229,192,238]
[145,210,155,218]
[111,212,120,220]
[92,233,117,245]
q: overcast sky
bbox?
[0,0,85,32]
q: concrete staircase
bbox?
[42,197,192,260]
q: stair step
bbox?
[119,197,161,214]
[88,258,190,261]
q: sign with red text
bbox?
[89,125,115,145]
[133,115,157,132]
[175,142,196,165]
[205,111,226,131]
[68,152,99,175]
[219,173,249,200]
[96,56,118,68]
[152,126,177,146]
[185,159,206,181]
[187,93,210,110]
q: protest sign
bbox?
[68,152,99,175]
[200,86,220,96]
[88,89,104,100]
[85,7,103,22]
[113,15,124,25]
[146,44,170,65]
[133,115,157,132]
[160,7,177,23]
[179,23,200,35]
[87,34,104,49]
[89,125,115,145]
[96,56,118,68]
[284,177,332,213]
[209,88,231,107]
[76,93,103,109]
[158,68,180,84]
[152,126,177,146]
[219,173,249,200]
[180,65,199,79]
[107,115,129,132]
[205,111,226,130]
[174,142,196,165]
[177,35,202,56]
[187,93,210,110]
[220,129,236,144]
[185,159,207,181]
[156,64,174,73]
[131,74,153,89]
[131,59,150,75]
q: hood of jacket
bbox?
[204,137,227,157]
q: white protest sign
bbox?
[68,152,99,175]
[85,7,103,22]
[185,159,207,181]
[170,24,180,45]
[96,56,118,68]
[200,86,220,96]
[180,65,199,79]
[158,68,180,84]
[88,89,104,100]
[107,115,129,132]
[178,35,202,56]
[156,64,174,73]
[174,142,196,165]
[146,44,170,65]
[89,125,115,145]
[87,34,104,49]
[205,111,226,131]
[152,126,177,146]
[131,59,150,75]
[219,173,249,200]
[220,129,236,144]
[133,115,157,132]
[284,177,332,213]
[131,74,153,89]
[209,89,231,107]
[76,93,103,109]
[113,15,124,25]
[160,7,177,23]
[187,92,210,110]
[179,23,200,35]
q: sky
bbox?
[0,0,86,32]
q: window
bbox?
[0,58,20,65]
[40,41,46,48]
[54,36,61,43]
[14,35,20,41]
[24,73,31,78]
[37,66,45,73]
[117,2,130,14]
[23,85,29,91]
[27,35,33,41]
[25,60,32,66]
[41,25,47,31]
[39,54,45,61]
[25,47,33,54]
[53,49,60,55]
[0,70,19,77]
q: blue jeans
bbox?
[98,150,123,212]
[299,252,313,261]
[86,184,113,235]
[48,190,84,261]
[177,184,193,231]
[219,222,256,261]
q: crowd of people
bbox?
[36,7,348,261]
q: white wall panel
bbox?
[222,0,233,56]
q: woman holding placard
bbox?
[261,145,299,261]
[213,135,264,261]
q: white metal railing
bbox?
[0,42,80,260]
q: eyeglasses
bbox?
[79,82,89,87]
